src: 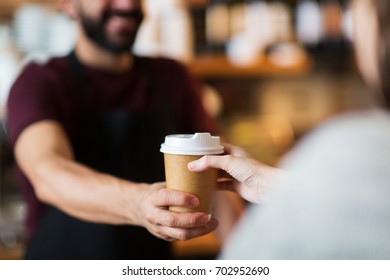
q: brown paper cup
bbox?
[161,133,223,215]
[164,154,218,214]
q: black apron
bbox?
[25,52,178,259]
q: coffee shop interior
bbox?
[0,0,377,259]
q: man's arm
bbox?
[15,120,218,241]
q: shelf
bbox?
[0,0,207,21]
[188,54,312,79]
[0,0,56,20]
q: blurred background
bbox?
[0,0,378,259]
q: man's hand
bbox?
[138,182,218,241]
[15,120,218,241]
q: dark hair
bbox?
[375,0,390,107]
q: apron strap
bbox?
[67,51,90,114]
[67,51,177,127]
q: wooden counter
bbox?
[173,232,221,259]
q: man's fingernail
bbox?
[210,218,218,229]
[191,197,199,207]
[202,215,210,224]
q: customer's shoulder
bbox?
[281,109,390,169]
[309,109,390,142]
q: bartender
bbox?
[6,0,225,259]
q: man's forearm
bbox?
[30,154,144,226]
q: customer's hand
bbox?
[138,182,218,241]
[188,144,282,204]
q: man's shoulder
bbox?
[17,55,69,83]
[23,55,68,74]
[10,55,71,102]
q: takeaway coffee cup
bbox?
[160,133,224,215]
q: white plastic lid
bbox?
[160,133,224,155]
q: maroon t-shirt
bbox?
[6,55,216,240]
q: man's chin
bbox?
[102,33,136,53]
[102,44,132,54]
[96,40,132,54]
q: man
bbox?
[6,0,219,259]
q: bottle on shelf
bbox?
[295,0,353,70]
[296,0,323,47]
[319,0,352,67]
[134,0,194,63]
[266,0,294,46]
[205,0,230,53]
[225,0,269,66]
[229,0,246,38]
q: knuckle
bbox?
[157,188,170,202]
[177,230,189,241]
[155,189,176,206]
[203,155,216,169]
[196,155,210,169]
[188,215,198,227]
[164,214,177,227]
[221,155,232,170]
[155,228,163,236]
[145,211,155,224]
[154,228,164,238]
[203,155,211,165]
[165,189,186,206]
[148,191,158,205]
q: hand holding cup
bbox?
[160,133,224,216]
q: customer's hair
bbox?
[375,0,390,107]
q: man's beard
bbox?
[79,8,144,54]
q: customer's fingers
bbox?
[189,154,252,178]
[222,143,249,157]
[188,154,231,172]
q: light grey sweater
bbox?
[222,109,390,259]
